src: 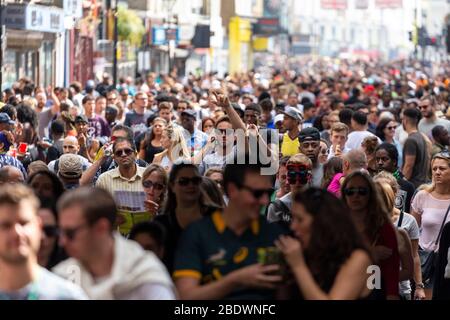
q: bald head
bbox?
[63,136,80,154]
[343,150,367,175]
[0,166,25,184]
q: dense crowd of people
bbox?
[0,58,450,300]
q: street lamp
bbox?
[163,0,177,75]
[112,0,119,87]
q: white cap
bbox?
[274,114,284,124]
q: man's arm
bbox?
[175,264,281,300]
[402,138,417,181]
[402,154,416,181]
[49,86,61,115]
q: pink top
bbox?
[411,190,450,251]
[327,173,344,197]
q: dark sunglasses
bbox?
[142,180,165,190]
[433,150,450,160]
[343,187,370,197]
[177,177,202,186]
[114,148,134,157]
[43,225,59,238]
[216,128,234,136]
[59,225,88,241]
[239,184,274,199]
[386,126,396,130]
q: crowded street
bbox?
[0,0,450,306]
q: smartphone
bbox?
[257,247,288,279]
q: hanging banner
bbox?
[355,0,369,9]
[375,0,403,9]
[321,0,348,10]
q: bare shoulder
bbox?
[347,249,372,268]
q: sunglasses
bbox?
[433,150,450,160]
[216,128,234,136]
[59,224,88,241]
[177,177,202,186]
[386,126,396,130]
[114,148,134,157]
[142,180,165,190]
[343,187,370,197]
[43,225,59,238]
[239,185,275,199]
[419,105,430,110]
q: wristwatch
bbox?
[416,283,425,289]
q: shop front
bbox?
[1,3,64,90]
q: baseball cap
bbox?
[0,113,15,125]
[75,115,88,124]
[282,107,303,122]
[299,127,320,142]
[181,109,197,119]
[58,154,83,179]
[274,114,284,124]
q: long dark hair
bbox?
[27,170,65,202]
[293,188,371,292]
[162,162,216,216]
[341,170,391,243]
[375,118,392,141]
[321,156,343,189]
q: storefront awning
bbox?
[6,29,44,50]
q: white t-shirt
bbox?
[345,130,381,151]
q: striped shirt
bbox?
[96,165,146,199]
[0,154,27,178]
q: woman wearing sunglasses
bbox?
[276,188,373,300]
[411,152,450,298]
[341,170,400,300]
[154,162,218,273]
[152,125,190,172]
[141,164,168,217]
[37,198,67,270]
[375,118,403,168]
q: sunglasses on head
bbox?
[343,187,370,197]
[43,225,59,238]
[114,148,134,157]
[177,176,202,186]
[142,180,165,190]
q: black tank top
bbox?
[145,142,164,164]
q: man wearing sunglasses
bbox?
[0,184,87,300]
[198,116,236,175]
[418,95,450,140]
[96,137,147,234]
[173,161,286,300]
[53,187,175,299]
[267,154,312,232]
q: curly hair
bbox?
[293,188,371,292]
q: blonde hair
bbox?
[330,122,349,135]
[423,155,450,193]
[165,125,190,160]
[374,171,400,195]
[288,153,312,167]
[375,181,396,213]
